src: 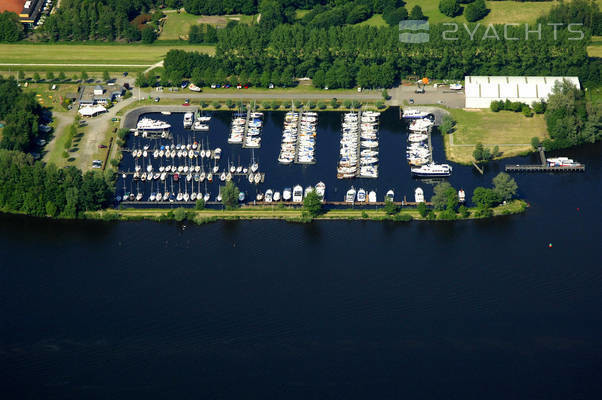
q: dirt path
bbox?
[43,110,74,163]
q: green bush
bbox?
[173,208,187,222]
[195,198,205,210]
[317,102,327,110]
[393,213,413,222]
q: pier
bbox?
[119,200,433,207]
[293,108,303,163]
[504,147,585,173]
[241,107,252,148]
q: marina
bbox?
[116,108,582,208]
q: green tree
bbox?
[173,208,187,222]
[18,70,25,81]
[473,142,484,161]
[465,0,488,22]
[303,190,322,217]
[58,71,66,81]
[33,72,41,82]
[531,136,540,149]
[330,98,339,109]
[81,71,88,81]
[221,181,239,209]
[141,27,157,44]
[439,115,455,134]
[417,201,428,217]
[492,172,518,202]
[384,198,399,215]
[432,181,457,211]
[439,0,461,17]
[472,187,499,209]
[382,89,389,100]
[195,198,205,210]
[409,5,425,20]
[103,70,110,82]
[46,71,55,81]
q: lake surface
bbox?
[1,118,601,399]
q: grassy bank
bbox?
[116,98,388,117]
[444,108,548,164]
[88,200,528,223]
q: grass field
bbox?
[21,83,79,111]
[444,108,548,163]
[400,0,557,25]
[159,10,255,40]
[0,43,215,66]
[588,36,602,58]
[357,14,387,27]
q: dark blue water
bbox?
[1,124,601,398]
[120,109,487,203]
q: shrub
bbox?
[330,98,339,109]
[384,198,398,215]
[195,198,205,210]
[361,211,369,219]
[393,213,413,222]
[271,100,280,109]
[375,101,386,109]
[173,208,187,222]
[531,136,540,149]
[458,205,470,218]
[439,0,461,17]
[317,102,326,110]
[417,202,428,217]
[212,101,221,109]
[342,99,352,109]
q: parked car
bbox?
[409,98,414,104]
[123,72,128,76]
[98,144,107,149]
[154,97,160,102]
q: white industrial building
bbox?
[464,76,580,108]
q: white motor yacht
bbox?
[415,187,425,203]
[292,185,303,202]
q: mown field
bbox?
[159,10,256,41]
[588,36,602,58]
[444,108,548,163]
[0,43,215,66]
[353,0,559,27]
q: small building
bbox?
[79,85,124,107]
[464,76,580,108]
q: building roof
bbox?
[0,0,26,13]
[464,76,580,108]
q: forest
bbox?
[41,0,161,41]
[0,150,113,218]
[0,77,43,152]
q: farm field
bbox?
[0,43,215,66]
[159,10,255,40]
[444,108,548,163]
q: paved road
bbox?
[388,85,465,109]
[143,90,382,101]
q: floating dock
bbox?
[505,147,585,173]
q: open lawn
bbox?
[0,43,215,66]
[21,83,79,111]
[357,14,387,27]
[159,10,255,40]
[402,0,557,25]
[444,108,548,164]
[588,36,602,58]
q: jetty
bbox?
[241,107,252,148]
[505,147,585,173]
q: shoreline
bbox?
[85,200,528,224]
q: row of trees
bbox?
[0,77,43,152]
[163,20,600,90]
[184,0,258,15]
[0,150,113,218]
[0,11,24,42]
